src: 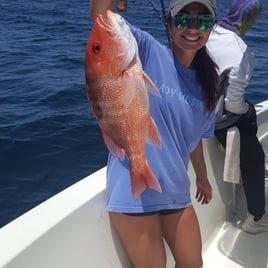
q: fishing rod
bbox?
[116,0,170,45]
[148,0,171,45]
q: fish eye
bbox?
[92,43,101,54]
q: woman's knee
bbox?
[134,257,166,268]
[175,257,203,268]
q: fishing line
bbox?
[147,0,171,45]
[116,0,170,45]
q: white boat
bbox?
[0,100,268,268]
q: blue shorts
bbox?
[124,208,184,216]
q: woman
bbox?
[90,0,219,267]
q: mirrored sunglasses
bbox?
[174,13,217,31]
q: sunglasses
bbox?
[173,13,216,31]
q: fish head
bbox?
[85,10,136,78]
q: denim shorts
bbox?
[124,208,184,216]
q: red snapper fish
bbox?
[85,10,162,200]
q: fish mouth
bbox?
[96,13,112,32]
[96,10,125,34]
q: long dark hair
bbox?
[193,46,220,111]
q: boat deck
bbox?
[203,179,268,268]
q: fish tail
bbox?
[130,162,162,200]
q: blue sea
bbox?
[0,0,267,227]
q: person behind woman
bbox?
[90,0,219,267]
[206,0,268,234]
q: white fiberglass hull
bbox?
[0,101,268,268]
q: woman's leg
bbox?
[109,212,166,268]
[161,206,203,268]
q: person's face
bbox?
[170,2,215,53]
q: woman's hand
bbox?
[190,140,212,205]
[244,103,256,119]
[90,0,113,21]
[195,176,212,205]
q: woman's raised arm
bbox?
[90,0,114,21]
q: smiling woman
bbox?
[88,0,219,267]
[167,1,218,111]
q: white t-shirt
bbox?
[206,25,255,127]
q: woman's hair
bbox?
[192,47,220,111]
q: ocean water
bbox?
[0,0,267,227]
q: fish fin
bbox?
[101,128,125,161]
[130,161,162,200]
[143,71,161,98]
[146,118,161,148]
[121,71,136,106]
